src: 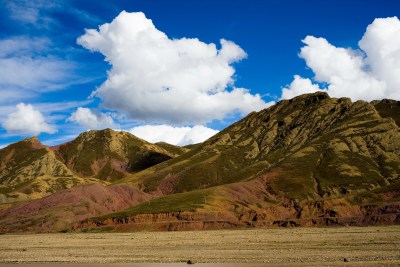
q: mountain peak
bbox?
[76,128,146,143]
[22,136,39,143]
[280,91,330,106]
[55,128,184,181]
[295,91,329,102]
[19,136,44,149]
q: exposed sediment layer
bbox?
[78,201,400,232]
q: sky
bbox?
[0,0,399,147]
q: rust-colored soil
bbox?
[0,183,150,232]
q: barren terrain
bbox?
[1,226,400,266]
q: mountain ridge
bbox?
[0,129,186,205]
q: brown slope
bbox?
[0,137,102,205]
[53,129,183,182]
[0,183,150,232]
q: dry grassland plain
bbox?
[0,226,400,266]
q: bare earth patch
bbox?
[0,226,400,266]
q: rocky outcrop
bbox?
[78,211,239,231]
[362,202,400,225]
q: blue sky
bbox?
[0,0,399,147]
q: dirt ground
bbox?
[1,226,400,266]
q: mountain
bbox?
[1,92,399,232]
[125,92,400,195]
[0,137,102,205]
[53,129,185,181]
[0,129,185,206]
[89,92,400,230]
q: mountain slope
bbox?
[95,92,400,229]
[0,183,150,232]
[0,129,187,205]
[53,129,184,182]
[0,137,101,204]
[125,92,400,196]
[372,99,400,127]
[155,142,190,156]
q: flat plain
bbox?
[1,226,400,266]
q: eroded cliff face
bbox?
[76,201,400,232]
[79,211,238,231]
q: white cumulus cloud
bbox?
[77,11,267,125]
[282,17,400,101]
[130,124,219,146]
[2,103,56,135]
[67,107,116,130]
